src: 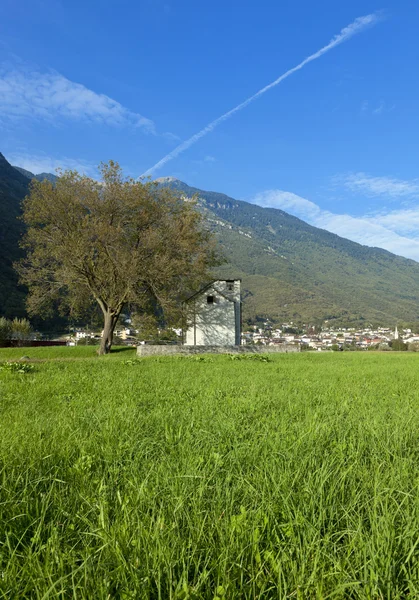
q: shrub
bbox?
[228,354,272,362]
[0,317,32,346]
[0,361,34,374]
[0,317,12,343]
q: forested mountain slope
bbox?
[0,154,29,317]
[2,158,419,327]
[158,177,419,326]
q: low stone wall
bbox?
[137,344,299,356]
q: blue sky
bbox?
[2,0,419,259]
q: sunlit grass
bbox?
[1,351,419,598]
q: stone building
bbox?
[184,279,241,346]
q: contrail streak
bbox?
[141,13,380,177]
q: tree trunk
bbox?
[98,310,119,355]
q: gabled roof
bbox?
[184,281,215,303]
[184,279,239,303]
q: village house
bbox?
[116,327,136,341]
[74,330,95,340]
[184,280,241,346]
[241,331,254,344]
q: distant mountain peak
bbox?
[0,152,10,166]
[13,165,58,184]
[154,176,181,183]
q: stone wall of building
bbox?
[137,344,299,357]
[185,280,241,346]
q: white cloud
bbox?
[192,155,217,166]
[369,208,419,236]
[336,172,419,199]
[360,100,394,116]
[7,152,98,177]
[372,100,385,115]
[162,131,181,142]
[251,189,419,261]
[253,190,321,218]
[0,66,155,132]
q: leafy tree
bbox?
[389,339,408,351]
[283,327,299,334]
[17,162,221,354]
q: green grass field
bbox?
[1,348,419,599]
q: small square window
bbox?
[207,295,215,304]
[226,280,234,291]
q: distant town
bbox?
[242,323,419,351]
[59,322,419,351]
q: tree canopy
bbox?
[17,162,221,353]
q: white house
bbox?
[184,279,241,346]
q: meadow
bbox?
[1,348,419,599]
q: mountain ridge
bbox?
[159,177,399,259]
[158,178,419,326]
[14,166,58,184]
[2,156,419,326]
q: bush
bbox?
[0,361,34,374]
[0,317,32,346]
[0,317,12,343]
[76,336,98,346]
